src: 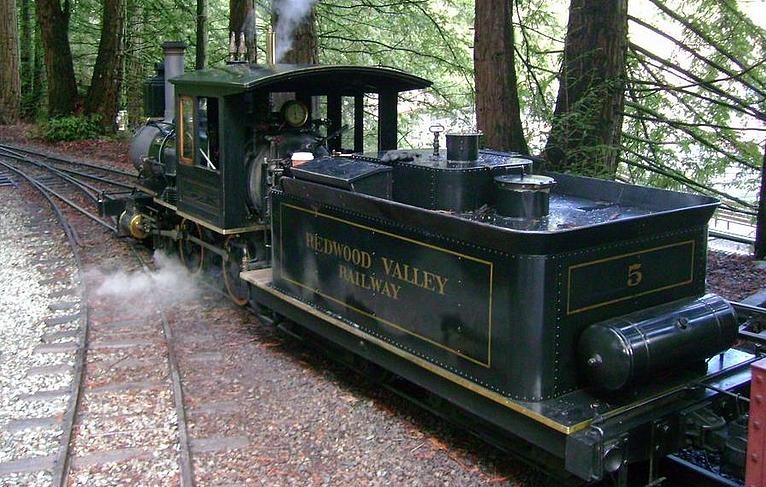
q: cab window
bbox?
[197,97,219,170]
[178,95,220,171]
[179,96,194,166]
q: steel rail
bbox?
[0,146,102,201]
[0,156,91,487]
[0,142,136,177]
[128,247,196,487]
[0,158,116,232]
[56,166,134,189]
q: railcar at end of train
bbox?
[100,41,766,486]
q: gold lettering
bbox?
[627,263,643,287]
[434,275,448,295]
[382,257,394,275]
[338,264,400,300]
[310,234,372,269]
[380,257,448,295]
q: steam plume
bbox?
[272,0,318,61]
[89,251,200,306]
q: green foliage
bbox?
[48,0,765,210]
[620,0,766,214]
[35,115,102,142]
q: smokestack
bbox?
[162,41,187,122]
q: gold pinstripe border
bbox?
[279,202,494,368]
[566,240,696,315]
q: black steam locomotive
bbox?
[103,41,762,485]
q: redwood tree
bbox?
[196,0,208,69]
[19,0,33,119]
[35,0,78,116]
[474,0,528,154]
[544,0,629,178]
[276,7,318,65]
[0,0,21,123]
[229,0,255,62]
[86,0,126,130]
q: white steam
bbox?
[273,0,318,61]
[90,251,200,305]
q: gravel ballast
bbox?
[0,191,78,487]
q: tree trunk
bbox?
[124,0,145,126]
[754,141,766,259]
[35,0,78,117]
[31,14,45,115]
[196,0,208,69]
[544,0,628,179]
[85,0,126,131]
[474,0,528,154]
[19,0,33,120]
[275,6,318,65]
[229,0,255,62]
[0,0,21,124]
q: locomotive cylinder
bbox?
[577,294,738,392]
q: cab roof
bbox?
[170,63,433,96]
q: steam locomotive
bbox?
[102,41,764,485]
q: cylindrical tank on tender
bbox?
[446,133,481,161]
[494,174,556,219]
[577,294,738,391]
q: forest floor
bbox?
[1,122,765,303]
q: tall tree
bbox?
[36,0,78,116]
[474,0,528,154]
[276,6,318,65]
[544,0,628,179]
[0,0,21,123]
[30,15,45,115]
[19,0,33,119]
[755,143,766,259]
[229,0,255,62]
[86,0,126,130]
[196,0,208,69]
[124,0,146,125]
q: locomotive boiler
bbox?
[102,40,762,486]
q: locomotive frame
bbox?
[103,41,763,486]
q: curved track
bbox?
[0,146,195,486]
[0,154,89,487]
[0,145,124,232]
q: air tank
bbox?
[577,294,738,392]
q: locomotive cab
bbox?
[167,64,431,233]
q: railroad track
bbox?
[0,149,197,485]
[0,146,123,233]
[0,153,89,486]
[0,145,257,485]
[0,143,135,188]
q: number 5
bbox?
[627,263,643,287]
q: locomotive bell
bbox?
[494,174,556,219]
